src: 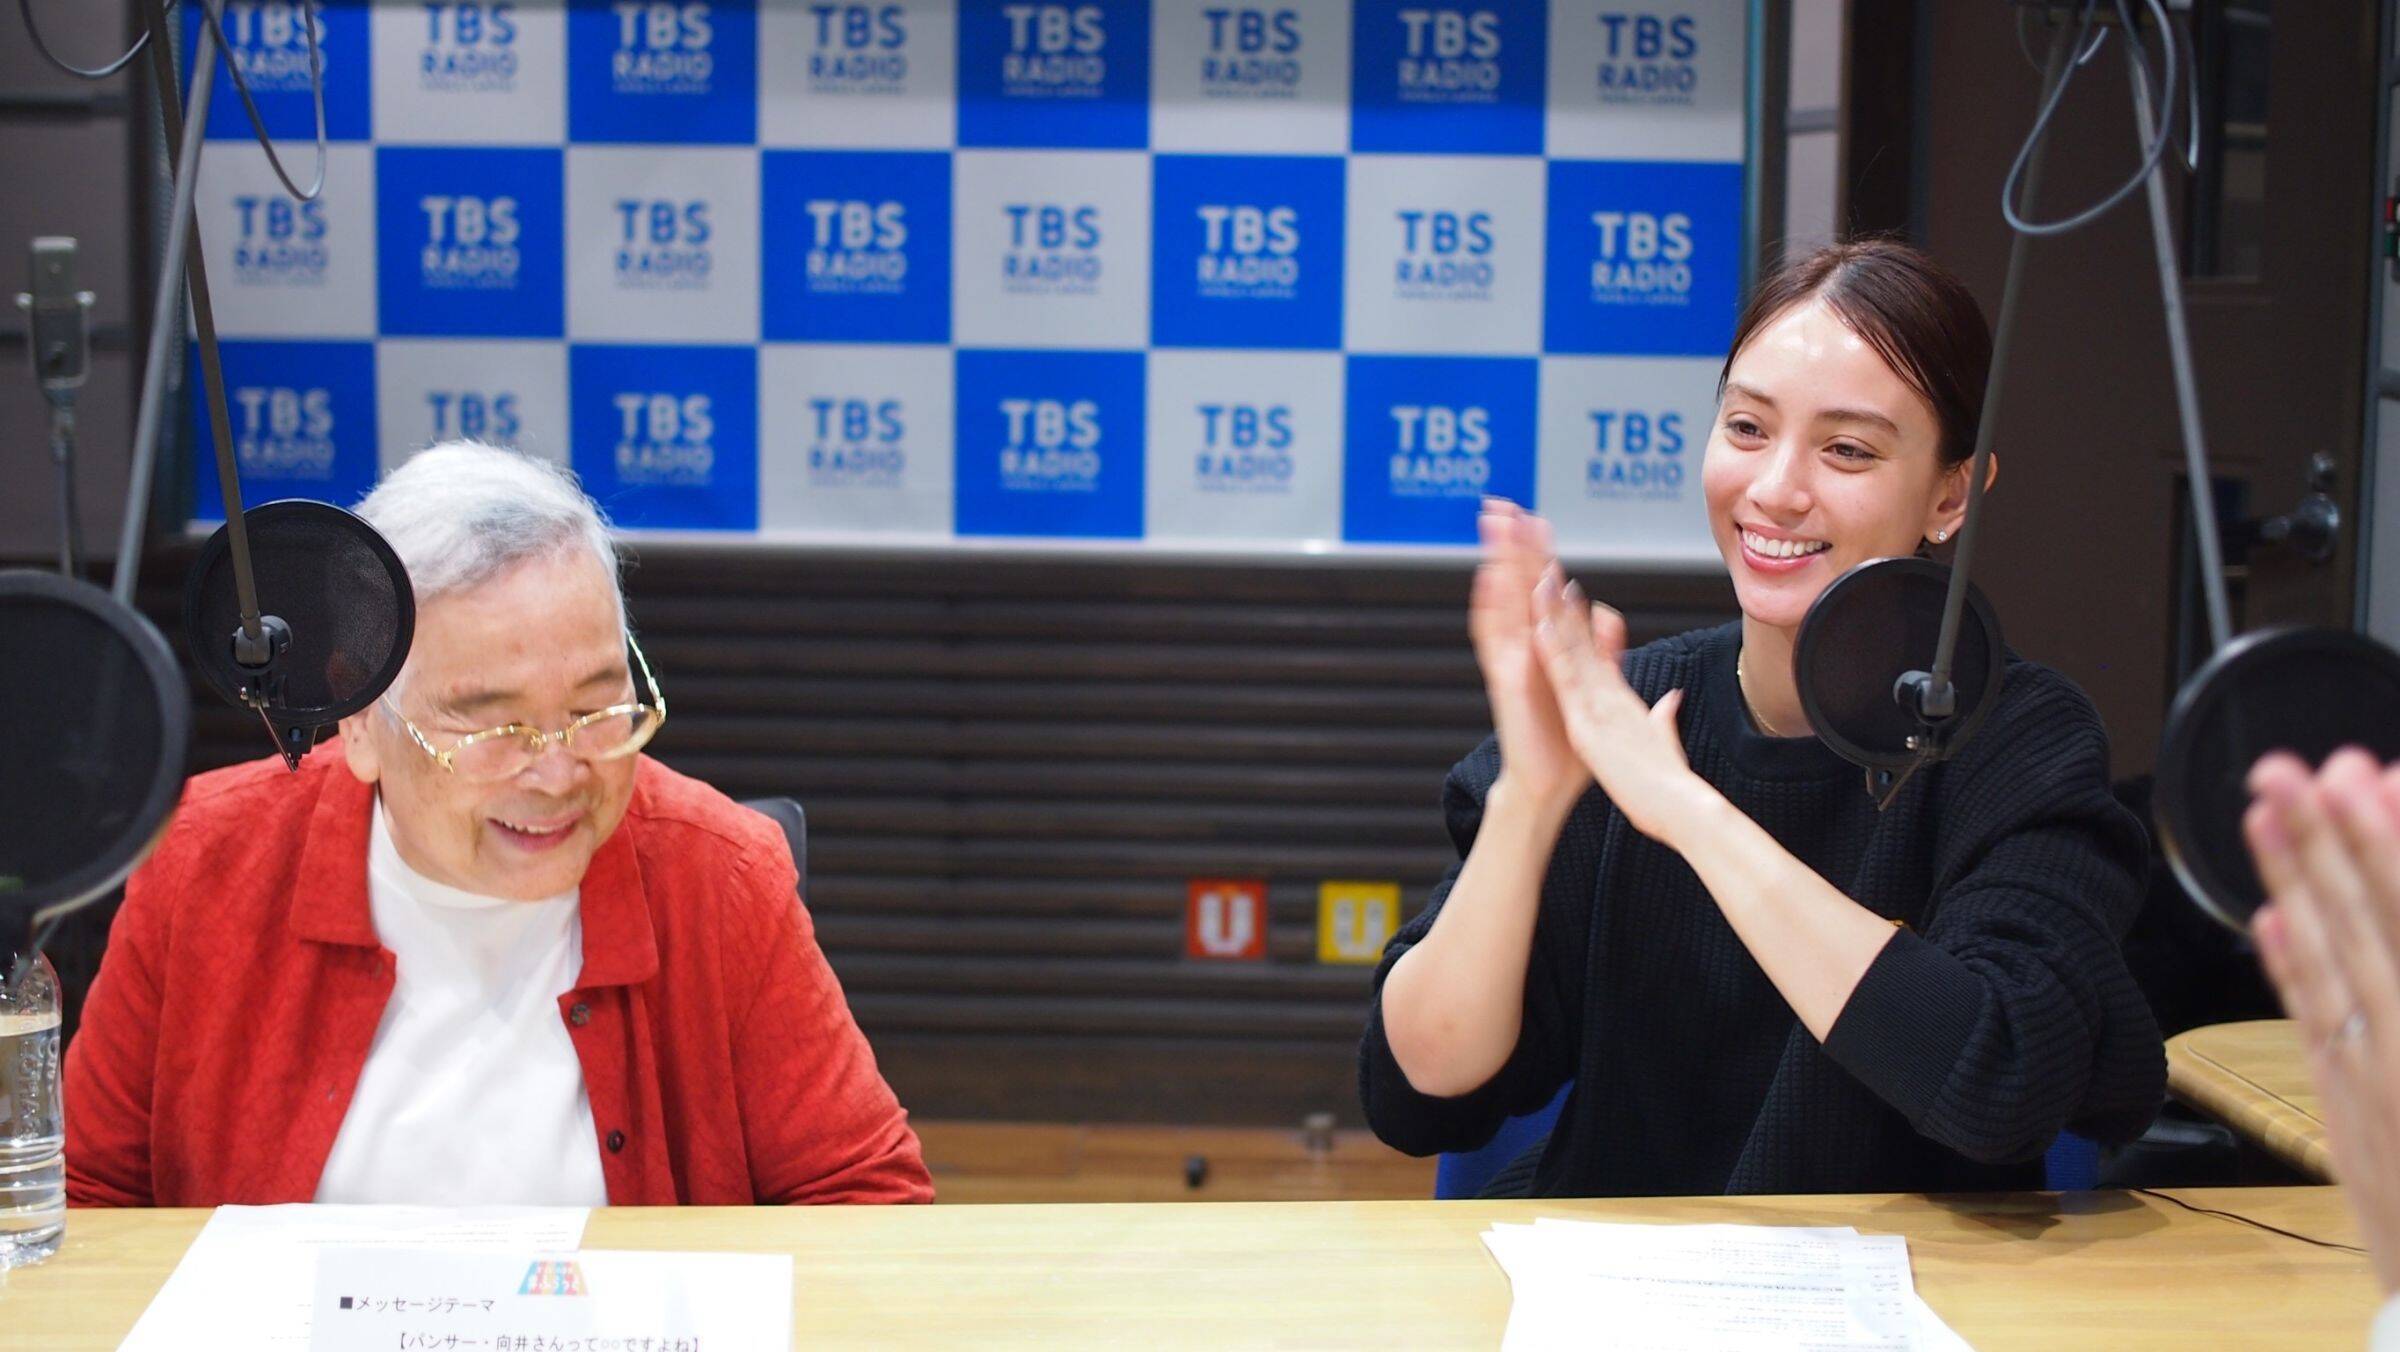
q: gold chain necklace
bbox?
[1736,649,1785,738]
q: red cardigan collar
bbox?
[286,748,662,988]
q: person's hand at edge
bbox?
[2248,747,2400,1292]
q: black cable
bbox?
[21,0,327,201]
[16,0,179,80]
[2131,1187,2371,1256]
[2001,0,2183,237]
[191,0,328,202]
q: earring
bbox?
[1932,529,1948,543]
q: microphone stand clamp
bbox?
[226,613,313,770]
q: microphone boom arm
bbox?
[118,0,269,665]
[1914,12,2076,728]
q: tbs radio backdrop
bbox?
[184,1,1755,558]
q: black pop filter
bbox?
[1795,556,2007,783]
[0,571,188,958]
[182,500,413,769]
[2155,627,2400,931]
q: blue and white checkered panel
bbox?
[186,0,1746,557]
[374,339,572,473]
[1145,349,1343,543]
[1149,3,1349,154]
[369,2,569,144]
[759,342,954,537]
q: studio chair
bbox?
[1434,1083,1571,1200]
[1437,1092,2109,1196]
[739,796,808,898]
[2043,1132,2101,1191]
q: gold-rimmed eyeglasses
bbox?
[382,634,667,783]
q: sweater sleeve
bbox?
[1358,736,1594,1157]
[1821,668,2165,1163]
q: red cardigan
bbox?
[65,745,932,1208]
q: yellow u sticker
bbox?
[1318,881,1401,965]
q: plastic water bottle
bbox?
[0,950,64,1267]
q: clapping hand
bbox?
[1526,562,1711,847]
[2247,748,2400,1291]
[1469,500,1586,810]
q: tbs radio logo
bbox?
[424,389,523,445]
[1388,402,1489,499]
[230,195,327,286]
[1394,209,1494,302]
[998,397,1102,493]
[416,3,520,94]
[614,198,713,291]
[1001,203,1103,297]
[805,198,908,296]
[1588,209,1693,308]
[1000,4,1108,99]
[1394,8,1502,101]
[232,384,338,481]
[1584,407,1686,501]
[806,397,907,488]
[610,2,716,95]
[1594,11,1701,106]
[805,4,908,93]
[1193,402,1294,494]
[1194,204,1298,301]
[612,390,716,486]
[1201,7,1301,97]
[219,3,328,94]
[419,194,521,290]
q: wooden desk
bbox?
[2167,1020,2331,1181]
[8,1189,2377,1349]
[916,1120,1437,1202]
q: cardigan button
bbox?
[568,1002,591,1027]
[607,1130,626,1154]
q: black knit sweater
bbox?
[1359,621,2166,1196]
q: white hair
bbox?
[356,441,626,628]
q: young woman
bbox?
[1361,239,2165,1196]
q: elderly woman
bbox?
[67,442,931,1207]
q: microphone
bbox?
[16,238,95,578]
[0,571,188,962]
[183,501,415,771]
[17,237,92,394]
[1794,557,2008,806]
[2156,629,2400,929]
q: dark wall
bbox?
[1909,4,2379,775]
[1,3,147,568]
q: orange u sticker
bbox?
[1187,879,1268,960]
